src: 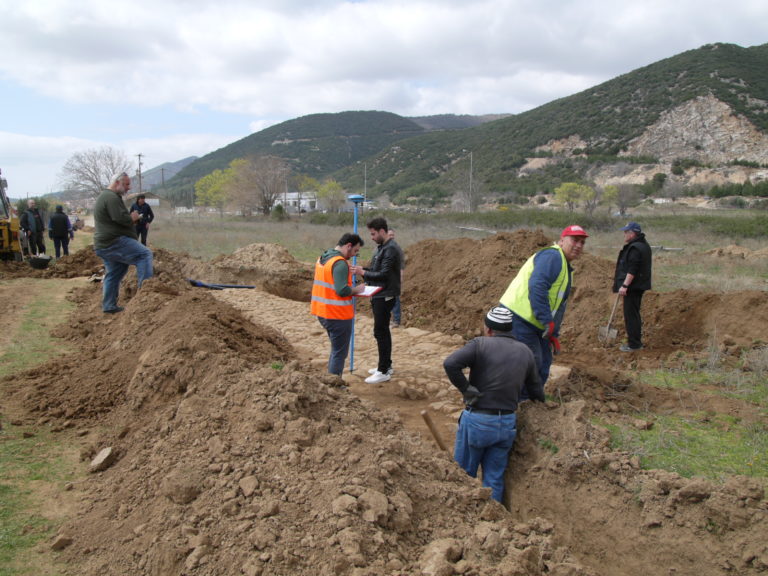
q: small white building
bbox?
[276,191,318,213]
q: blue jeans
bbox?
[454,410,517,502]
[512,316,552,397]
[52,236,70,258]
[392,296,401,324]
[95,236,153,312]
[317,317,353,375]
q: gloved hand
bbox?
[542,321,555,339]
[462,385,483,407]
[550,336,561,356]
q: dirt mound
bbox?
[184,243,313,301]
[6,259,598,576]
[402,229,558,337]
[705,245,768,261]
[706,244,753,259]
[3,234,768,575]
[510,400,767,576]
[402,230,768,359]
[47,247,105,278]
[8,264,293,423]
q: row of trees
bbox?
[553,182,644,216]
[53,145,353,215]
[194,156,351,217]
[195,156,289,217]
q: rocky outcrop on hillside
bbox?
[521,94,768,190]
[622,94,768,164]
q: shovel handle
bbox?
[420,410,448,452]
[607,293,621,328]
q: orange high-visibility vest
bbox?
[310,255,354,320]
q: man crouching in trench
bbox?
[443,306,544,502]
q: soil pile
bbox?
[5,257,595,576]
[401,229,768,361]
[184,243,313,301]
[3,230,767,576]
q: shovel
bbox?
[598,293,621,344]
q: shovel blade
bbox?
[598,326,618,343]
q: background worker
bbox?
[20,198,46,255]
[48,205,74,258]
[444,306,543,502]
[310,233,368,375]
[93,172,154,314]
[387,228,405,327]
[354,217,401,384]
[130,194,155,245]
[613,222,652,352]
[499,225,588,390]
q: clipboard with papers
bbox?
[357,285,383,298]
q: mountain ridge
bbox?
[159,42,768,207]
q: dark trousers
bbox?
[317,317,353,375]
[623,291,644,348]
[136,226,148,245]
[52,236,70,258]
[27,232,46,255]
[512,316,552,398]
[371,297,396,373]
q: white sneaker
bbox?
[367,367,394,376]
[365,370,392,384]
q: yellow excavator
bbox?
[0,168,24,261]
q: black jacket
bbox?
[613,233,652,292]
[49,211,73,239]
[363,239,401,299]
[20,209,44,234]
[130,202,155,230]
[444,333,543,412]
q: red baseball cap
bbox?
[561,225,589,238]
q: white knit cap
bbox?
[485,306,514,332]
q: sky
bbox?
[1,0,766,197]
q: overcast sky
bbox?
[1,0,766,197]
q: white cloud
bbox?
[0,0,766,193]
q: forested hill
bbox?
[162,42,768,205]
[163,111,426,201]
[334,42,768,201]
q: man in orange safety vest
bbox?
[310,233,369,375]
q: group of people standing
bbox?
[311,220,653,503]
[20,199,77,258]
[310,217,403,384]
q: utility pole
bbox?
[160,167,165,188]
[136,153,144,195]
[468,151,473,213]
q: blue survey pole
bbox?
[348,194,365,372]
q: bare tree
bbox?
[615,184,642,216]
[228,156,289,216]
[59,146,132,197]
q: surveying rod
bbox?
[348,194,365,372]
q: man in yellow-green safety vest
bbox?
[499,225,589,394]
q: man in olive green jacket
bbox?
[93,172,153,314]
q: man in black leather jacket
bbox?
[613,222,652,351]
[354,217,401,384]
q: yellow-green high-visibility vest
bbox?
[499,243,569,330]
